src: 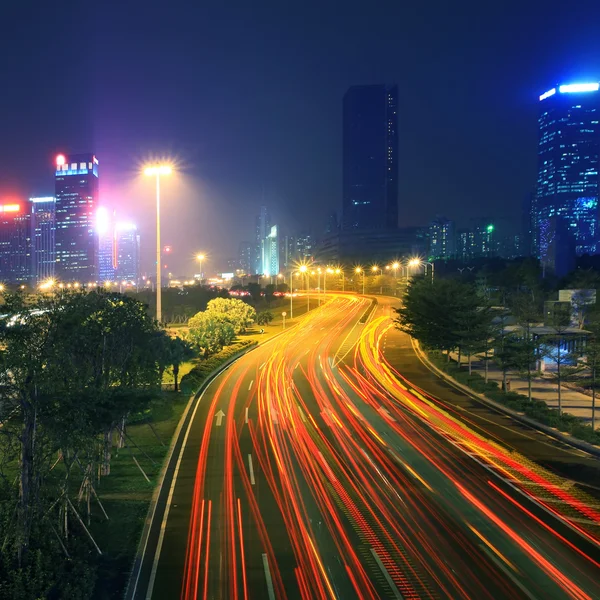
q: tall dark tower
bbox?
[54,153,99,281]
[536,82,600,274]
[343,84,398,230]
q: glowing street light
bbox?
[298,263,310,310]
[144,163,173,322]
[196,253,206,280]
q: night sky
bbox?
[1,0,600,273]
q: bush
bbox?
[179,340,256,395]
[428,352,600,447]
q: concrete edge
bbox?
[124,341,258,599]
[411,338,600,460]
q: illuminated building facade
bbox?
[343,84,398,230]
[31,197,56,283]
[255,205,270,273]
[536,82,600,274]
[54,153,99,281]
[428,216,455,260]
[115,222,140,282]
[0,201,32,283]
[261,225,279,276]
[96,206,115,282]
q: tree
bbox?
[187,311,235,357]
[257,311,274,326]
[264,284,276,305]
[169,336,196,392]
[246,282,262,303]
[544,302,576,414]
[205,297,256,333]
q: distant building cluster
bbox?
[0,153,140,286]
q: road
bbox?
[131,295,600,599]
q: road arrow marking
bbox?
[215,410,225,427]
[378,407,396,422]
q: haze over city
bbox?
[2,0,600,272]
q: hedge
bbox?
[428,352,600,446]
[179,340,257,395]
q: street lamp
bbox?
[196,253,206,280]
[355,266,365,295]
[335,268,344,292]
[408,258,434,282]
[299,264,309,310]
[144,163,173,323]
[325,267,333,297]
[317,267,322,306]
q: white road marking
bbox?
[370,549,403,599]
[245,407,249,424]
[262,554,276,600]
[248,379,254,390]
[248,454,256,485]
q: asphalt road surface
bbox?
[130,295,600,600]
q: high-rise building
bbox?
[428,216,455,260]
[280,235,296,269]
[238,241,254,273]
[54,153,99,281]
[115,222,140,282]
[255,205,270,273]
[0,201,32,283]
[342,84,398,230]
[472,220,497,257]
[456,228,474,261]
[295,233,313,261]
[536,82,600,274]
[261,225,279,276]
[31,197,56,283]
[96,206,115,282]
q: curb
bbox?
[412,339,600,460]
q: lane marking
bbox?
[262,553,276,600]
[259,362,266,370]
[479,546,538,600]
[370,549,403,599]
[248,454,255,485]
[248,380,254,390]
[245,407,249,424]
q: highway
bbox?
[132,295,600,599]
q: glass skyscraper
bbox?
[536,83,600,273]
[0,201,32,283]
[54,153,99,281]
[31,197,56,283]
[342,84,398,230]
[261,225,279,277]
[115,222,140,282]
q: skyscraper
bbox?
[261,225,279,276]
[54,153,99,281]
[0,201,32,283]
[342,84,398,230]
[115,222,140,282]
[96,206,115,282]
[255,205,270,273]
[31,197,56,283]
[536,82,600,273]
[238,241,254,273]
[428,216,455,260]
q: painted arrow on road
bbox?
[215,410,226,427]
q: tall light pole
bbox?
[299,264,308,311]
[316,268,322,306]
[325,267,333,297]
[196,253,206,281]
[335,268,344,292]
[145,164,172,323]
[355,267,365,295]
[372,265,380,294]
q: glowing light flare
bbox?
[539,88,556,101]
[0,204,20,213]
[559,83,599,94]
[96,206,111,235]
[144,164,172,176]
[56,154,66,166]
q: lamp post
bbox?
[316,268,322,306]
[196,253,206,281]
[299,264,309,311]
[372,265,381,294]
[144,164,172,322]
[335,268,344,292]
[355,267,365,295]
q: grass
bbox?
[89,391,188,599]
[427,351,600,446]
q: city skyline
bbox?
[2,1,599,271]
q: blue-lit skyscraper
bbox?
[536,82,600,274]
[343,84,398,230]
[54,153,99,281]
[261,225,279,276]
[31,197,56,283]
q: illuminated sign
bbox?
[559,83,599,94]
[56,154,66,166]
[31,196,55,203]
[539,88,556,101]
[0,204,20,213]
